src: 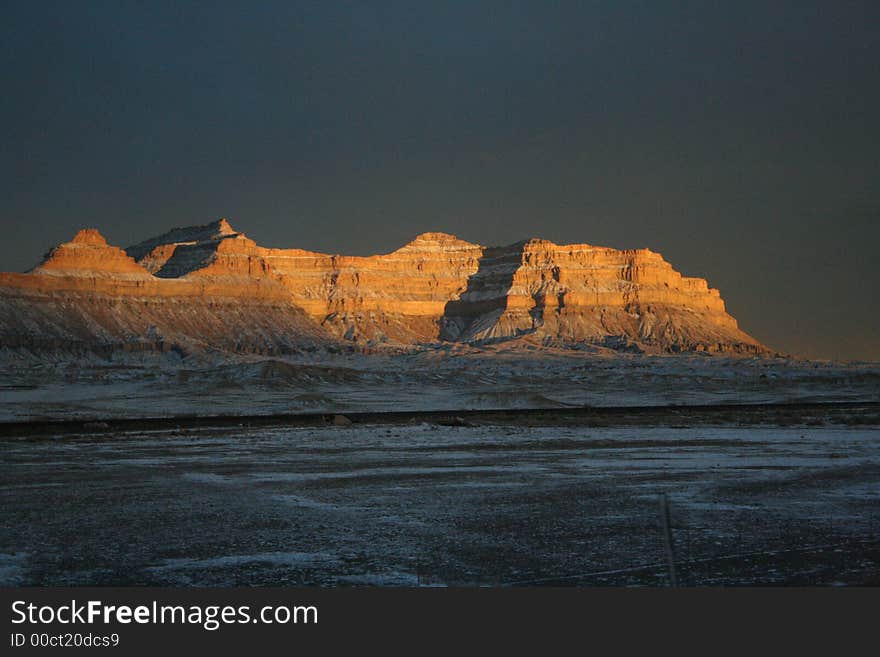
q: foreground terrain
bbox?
[2,401,878,587]
[1,349,878,422]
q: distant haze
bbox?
[2,1,877,360]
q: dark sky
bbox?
[2,1,878,360]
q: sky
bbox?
[1,1,878,360]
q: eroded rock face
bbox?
[0,219,769,355]
[440,238,748,351]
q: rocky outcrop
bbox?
[440,238,751,352]
[0,219,769,355]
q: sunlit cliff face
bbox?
[0,219,768,355]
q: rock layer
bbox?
[0,219,769,355]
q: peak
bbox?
[70,229,108,246]
[393,232,480,254]
[32,229,148,277]
[412,232,460,242]
[126,218,243,261]
[214,218,236,235]
[519,237,554,246]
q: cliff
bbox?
[0,219,769,356]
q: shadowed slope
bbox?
[440,243,525,342]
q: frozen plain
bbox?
[1,346,878,421]
[1,347,878,586]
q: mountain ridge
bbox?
[0,218,771,356]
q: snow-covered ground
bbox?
[0,346,877,421]
[2,416,878,586]
[2,346,877,586]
